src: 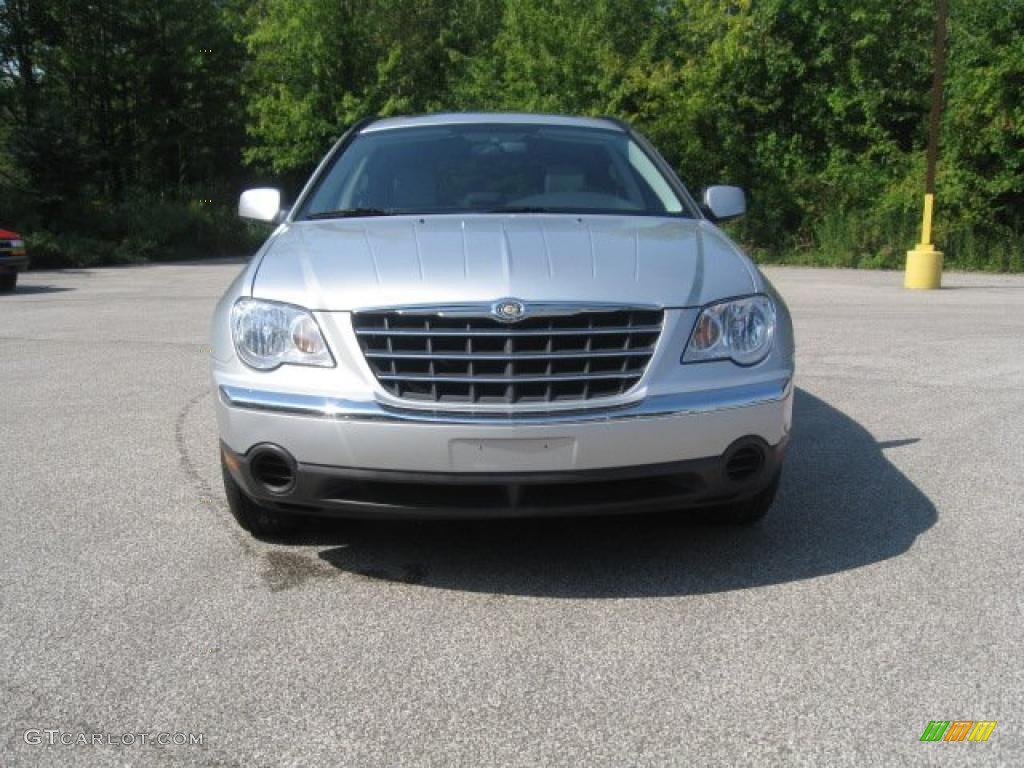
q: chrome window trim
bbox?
[219,377,791,425]
[360,113,626,133]
[355,300,664,318]
[351,325,664,338]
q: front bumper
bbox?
[216,376,793,517]
[223,436,787,519]
[0,253,29,274]
[217,376,792,469]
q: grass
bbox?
[750,210,1024,273]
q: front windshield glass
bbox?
[299,123,688,219]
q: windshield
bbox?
[299,123,688,219]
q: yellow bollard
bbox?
[905,193,943,289]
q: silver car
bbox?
[211,113,794,536]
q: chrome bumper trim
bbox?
[218,377,791,425]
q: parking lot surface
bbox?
[2,262,1022,766]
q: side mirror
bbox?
[702,186,746,222]
[239,188,285,223]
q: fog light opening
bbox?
[725,442,765,482]
[249,446,296,494]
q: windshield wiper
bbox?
[477,205,569,215]
[483,206,561,214]
[305,207,395,220]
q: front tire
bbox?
[221,456,300,537]
[0,274,16,292]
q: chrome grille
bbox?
[352,307,663,404]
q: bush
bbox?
[21,192,264,269]
[943,225,1024,272]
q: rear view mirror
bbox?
[239,188,284,223]
[702,186,746,222]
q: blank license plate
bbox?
[449,437,577,471]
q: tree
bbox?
[243,0,501,174]
[943,0,1024,234]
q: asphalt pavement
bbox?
[1,262,1021,767]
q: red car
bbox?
[0,229,28,291]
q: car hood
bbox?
[0,229,21,240]
[251,215,756,310]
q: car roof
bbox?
[360,112,626,134]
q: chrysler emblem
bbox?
[493,299,526,322]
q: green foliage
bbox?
[1,0,251,265]
[941,0,1024,242]
[24,193,262,269]
[242,0,502,173]
[451,0,655,115]
[1,0,1023,270]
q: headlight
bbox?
[682,295,776,366]
[231,299,334,370]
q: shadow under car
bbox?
[258,388,935,598]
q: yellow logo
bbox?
[920,721,996,742]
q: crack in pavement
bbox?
[173,388,345,592]
[173,389,255,558]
